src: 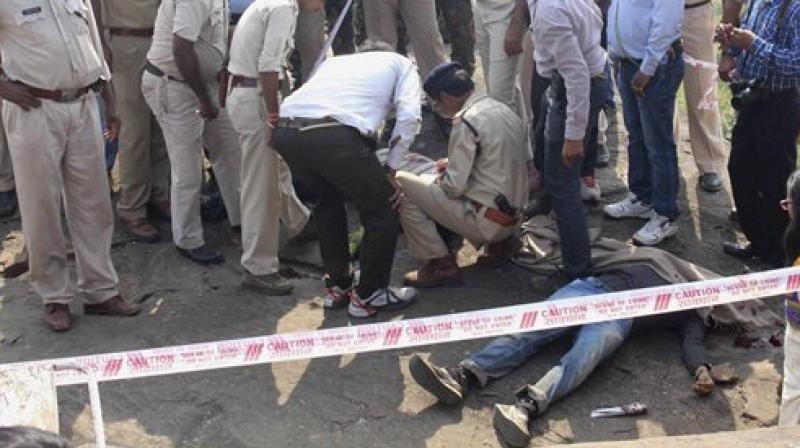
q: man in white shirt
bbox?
[273,42,421,319]
[528,0,607,280]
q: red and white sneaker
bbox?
[322,275,354,310]
[580,176,601,203]
[348,287,417,319]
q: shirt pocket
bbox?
[11,0,51,44]
[61,0,91,36]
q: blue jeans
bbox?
[544,73,607,279]
[462,278,633,415]
[617,57,684,219]
[97,97,119,171]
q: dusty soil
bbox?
[0,69,790,447]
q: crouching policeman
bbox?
[398,62,529,288]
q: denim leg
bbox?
[617,62,652,204]
[462,278,611,386]
[519,317,633,414]
[638,57,683,219]
[603,62,616,109]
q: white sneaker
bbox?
[348,287,417,318]
[580,176,602,203]
[633,214,679,246]
[603,194,653,219]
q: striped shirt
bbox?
[730,0,800,90]
[790,258,800,329]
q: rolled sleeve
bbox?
[641,0,683,76]
[173,0,211,42]
[258,6,296,73]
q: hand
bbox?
[562,139,584,167]
[504,24,524,56]
[104,107,121,141]
[198,99,219,120]
[435,158,448,174]
[386,172,405,211]
[718,54,737,82]
[0,80,41,110]
[727,28,756,50]
[714,23,734,44]
[631,71,652,97]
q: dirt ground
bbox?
[0,66,790,447]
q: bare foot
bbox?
[693,365,715,397]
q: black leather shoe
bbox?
[177,244,224,265]
[722,241,756,260]
[0,190,17,218]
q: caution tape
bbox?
[3,267,799,387]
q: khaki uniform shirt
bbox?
[147,0,229,82]
[440,94,529,211]
[227,0,298,78]
[103,0,160,29]
[0,0,110,90]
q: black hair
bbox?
[784,170,800,265]
[357,40,395,53]
[0,427,72,448]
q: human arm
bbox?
[639,0,683,77]
[99,81,121,141]
[258,5,296,129]
[385,62,423,171]
[172,0,217,119]
[439,119,477,199]
[505,0,530,56]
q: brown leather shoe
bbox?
[121,217,160,243]
[477,237,518,268]
[404,255,462,288]
[84,296,141,317]
[44,304,72,332]
[149,201,172,221]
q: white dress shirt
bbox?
[279,52,422,170]
[607,0,683,76]
[528,0,606,140]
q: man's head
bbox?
[297,0,324,13]
[423,62,475,119]
[0,427,72,448]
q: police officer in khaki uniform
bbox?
[100,0,171,241]
[0,115,16,218]
[142,0,242,265]
[227,0,320,295]
[0,0,140,331]
[362,0,447,78]
[398,63,529,287]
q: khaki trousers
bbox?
[141,72,242,249]
[111,35,170,220]
[227,87,309,276]
[473,3,522,112]
[781,324,800,426]
[0,108,14,192]
[295,9,326,82]
[2,96,119,304]
[675,3,726,174]
[362,0,447,77]
[397,172,513,260]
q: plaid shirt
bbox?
[730,0,800,90]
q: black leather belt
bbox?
[685,0,711,9]
[621,39,683,66]
[276,117,343,130]
[144,61,186,83]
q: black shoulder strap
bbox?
[460,117,482,159]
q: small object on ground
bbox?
[591,402,647,418]
[149,298,164,316]
[709,363,740,384]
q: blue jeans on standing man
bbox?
[617,56,684,219]
[543,73,607,279]
[461,277,633,415]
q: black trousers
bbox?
[273,125,399,298]
[633,310,707,374]
[729,90,800,263]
